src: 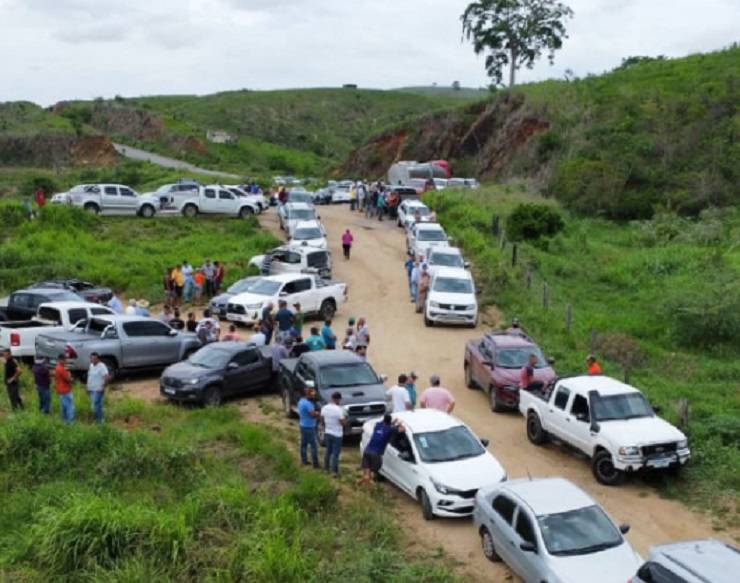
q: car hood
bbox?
[599,417,686,446]
[320,382,386,406]
[290,238,326,249]
[416,240,449,251]
[426,452,506,490]
[548,542,642,583]
[228,292,270,306]
[428,291,476,305]
[162,360,219,381]
[249,255,265,267]
[494,366,555,387]
[210,292,234,305]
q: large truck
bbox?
[387,160,451,186]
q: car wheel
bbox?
[183,204,198,218]
[490,386,506,413]
[282,388,296,418]
[480,527,501,562]
[464,364,475,389]
[526,412,549,445]
[239,206,254,219]
[204,385,222,407]
[140,205,155,218]
[424,312,433,327]
[319,299,336,320]
[592,450,625,486]
[100,357,118,380]
[418,488,434,521]
[84,203,100,215]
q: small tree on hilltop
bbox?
[461,0,574,88]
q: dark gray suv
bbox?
[632,539,739,583]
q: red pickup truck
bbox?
[464,331,556,412]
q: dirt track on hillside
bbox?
[117,205,731,582]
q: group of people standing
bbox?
[346,181,400,221]
[164,259,226,307]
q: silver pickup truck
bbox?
[35,315,201,378]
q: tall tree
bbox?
[461,0,574,89]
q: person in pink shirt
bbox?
[419,375,455,413]
[341,229,354,260]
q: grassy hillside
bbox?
[0,102,76,136]
[425,186,740,519]
[396,86,491,100]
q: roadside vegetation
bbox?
[0,393,455,581]
[425,185,740,524]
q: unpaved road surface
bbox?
[117,204,732,582]
[112,143,241,179]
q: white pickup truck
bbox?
[520,375,690,485]
[0,301,114,360]
[226,273,347,325]
[138,185,260,219]
[66,183,142,215]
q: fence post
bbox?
[565,304,572,332]
[542,282,549,309]
[512,243,518,267]
[498,230,506,250]
[525,269,532,290]
[491,214,500,236]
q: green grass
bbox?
[0,392,456,581]
[425,185,740,523]
[0,102,76,136]
[0,202,279,300]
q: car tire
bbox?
[418,488,434,521]
[464,363,475,389]
[489,386,507,413]
[84,203,100,215]
[282,387,296,418]
[526,412,549,445]
[424,312,433,327]
[183,204,198,218]
[239,206,254,219]
[204,385,222,407]
[319,299,336,321]
[480,527,501,562]
[592,450,625,486]
[140,205,155,218]
[100,357,118,380]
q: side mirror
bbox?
[279,291,288,297]
[547,357,556,365]
[652,404,662,415]
[304,380,315,389]
[227,362,239,370]
[379,374,388,383]
[481,438,490,447]
[519,542,536,553]
[168,329,178,336]
[590,421,601,434]
[619,523,630,535]
[464,261,471,269]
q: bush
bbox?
[506,203,564,242]
[20,175,59,199]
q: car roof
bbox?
[499,478,596,515]
[39,301,108,309]
[650,539,740,582]
[429,247,461,256]
[392,409,464,433]
[300,351,364,366]
[200,341,257,355]
[416,222,444,230]
[263,273,315,283]
[484,331,537,348]
[15,287,78,295]
[405,200,428,207]
[556,375,640,397]
[433,267,472,280]
[285,202,313,210]
[93,315,157,322]
[292,220,322,229]
[275,244,325,256]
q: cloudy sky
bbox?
[1,0,737,105]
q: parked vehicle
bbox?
[286,190,314,205]
[312,188,333,205]
[0,288,84,322]
[405,178,433,194]
[426,247,469,276]
[29,279,113,304]
[279,351,387,440]
[227,273,347,325]
[248,245,332,279]
[406,222,450,260]
[474,477,642,583]
[397,199,432,228]
[0,302,114,360]
[160,342,274,405]
[631,539,739,583]
[361,409,506,519]
[138,181,200,215]
[223,185,268,212]
[208,277,259,318]
[279,202,318,234]
[35,315,200,378]
[388,160,450,185]
[67,183,141,215]
[424,267,478,328]
[464,331,556,412]
[140,185,260,219]
[433,178,448,190]
[331,184,352,204]
[447,178,480,189]
[519,375,691,485]
[288,220,328,249]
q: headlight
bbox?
[430,301,441,308]
[246,303,262,310]
[186,378,200,385]
[431,478,462,496]
[618,446,640,456]
[677,439,688,449]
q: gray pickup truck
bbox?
[35,315,201,378]
[279,351,388,443]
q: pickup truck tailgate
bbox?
[35,335,69,362]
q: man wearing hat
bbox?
[135,299,150,317]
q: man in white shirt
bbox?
[320,391,347,476]
[87,352,111,423]
[125,299,137,315]
[355,317,370,349]
[250,328,267,346]
[386,374,412,413]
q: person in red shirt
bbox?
[586,354,603,375]
[34,187,46,208]
[519,353,540,390]
[54,353,75,422]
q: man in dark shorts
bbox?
[360,414,405,486]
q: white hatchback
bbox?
[360,410,506,519]
[424,267,478,327]
[288,220,327,249]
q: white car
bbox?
[279,202,318,235]
[474,477,642,583]
[248,245,332,279]
[424,267,478,327]
[360,410,506,519]
[426,247,469,276]
[407,222,450,260]
[288,220,327,249]
[433,178,448,190]
[51,192,70,204]
[67,183,141,215]
[223,185,267,213]
[331,185,352,204]
[397,199,432,228]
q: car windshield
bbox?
[413,425,485,463]
[155,185,173,194]
[592,393,653,421]
[432,277,473,294]
[418,229,447,241]
[227,279,255,294]
[289,193,312,203]
[293,228,323,240]
[87,318,112,334]
[49,291,83,302]
[188,346,232,369]
[244,279,282,296]
[319,363,379,388]
[430,252,463,268]
[495,348,548,369]
[289,209,315,221]
[409,206,430,216]
[538,505,622,556]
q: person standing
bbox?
[3,349,23,410]
[159,305,173,324]
[355,317,370,351]
[409,259,420,303]
[194,269,205,304]
[586,354,603,375]
[321,320,337,350]
[419,375,456,413]
[321,391,347,476]
[355,345,368,362]
[386,374,412,413]
[107,291,124,314]
[54,353,75,423]
[222,325,241,342]
[87,353,111,424]
[298,388,320,468]
[359,414,405,486]
[125,299,137,315]
[292,302,305,339]
[171,264,185,306]
[32,357,52,414]
[250,325,267,346]
[34,186,46,208]
[305,327,326,351]
[274,300,295,342]
[170,309,185,330]
[415,264,430,313]
[182,260,194,304]
[376,190,386,221]
[202,260,215,298]
[214,261,225,294]
[406,371,419,410]
[197,321,217,345]
[519,353,541,391]
[186,312,198,333]
[341,229,354,260]
[261,302,275,345]
[271,337,291,373]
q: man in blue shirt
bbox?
[298,388,320,468]
[321,319,337,350]
[360,414,405,486]
[305,327,326,351]
[274,300,294,342]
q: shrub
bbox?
[506,203,564,242]
[20,175,59,199]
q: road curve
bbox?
[112,143,241,180]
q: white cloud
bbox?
[0,0,737,105]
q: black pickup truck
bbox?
[0,288,84,322]
[279,351,388,442]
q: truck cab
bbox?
[68,183,141,215]
[248,245,332,279]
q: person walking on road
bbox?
[415,264,430,313]
[3,349,23,410]
[321,320,337,350]
[321,391,347,476]
[386,374,412,413]
[409,258,420,303]
[341,229,354,260]
[359,414,405,486]
[291,302,305,339]
[87,352,111,424]
[261,302,275,345]
[355,317,370,350]
[305,327,326,351]
[54,353,75,423]
[32,357,51,414]
[298,388,320,468]
[419,375,455,413]
[406,371,419,410]
[376,190,386,221]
